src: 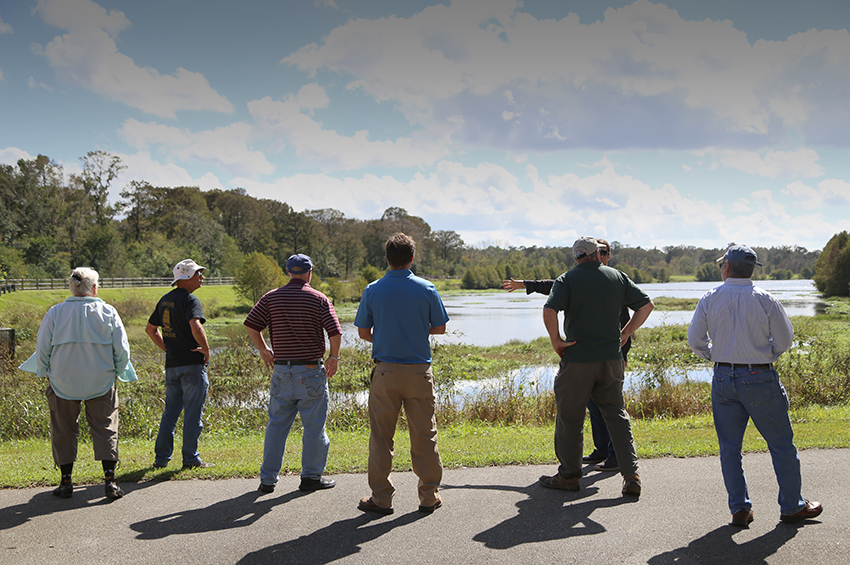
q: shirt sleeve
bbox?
[430,290,450,327]
[768,297,794,356]
[354,286,373,329]
[111,307,132,374]
[543,277,569,312]
[323,300,342,337]
[243,295,269,332]
[525,280,554,295]
[35,307,55,378]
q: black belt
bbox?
[274,359,322,366]
[715,362,772,369]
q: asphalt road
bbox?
[1,449,847,565]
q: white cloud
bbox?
[0,147,35,165]
[32,0,233,118]
[248,86,450,170]
[27,76,52,91]
[711,148,824,178]
[282,0,850,151]
[120,119,275,177]
[783,179,850,209]
[115,151,224,193]
[0,12,12,34]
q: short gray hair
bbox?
[69,267,99,297]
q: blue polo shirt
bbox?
[355,269,449,364]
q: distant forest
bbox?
[1,152,821,288]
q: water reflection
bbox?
[330,365,715,409]
[340,280,825,348]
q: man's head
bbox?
[716,245,761,279]
[69,266,99,297]
[386,232,415,269]
[172,259,206,291]
[596,238,611,266]
[286,254,313,280]
[573,236,599,263]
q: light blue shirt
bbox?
[22,296,136,400]
[354,269,449,364]
[688,278,794,364]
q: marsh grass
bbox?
[2,287,850,486]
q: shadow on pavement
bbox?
[647,523,800,564]
[130,489,310,539]
[236,511,429,565]
[0,469,180,532]
[445,471,636,549]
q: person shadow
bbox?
[445,470,636,549]
[0,465,181,532]
[647,523,799,564]
[236,511,429,564]
[130,489,309,539]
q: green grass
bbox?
[3,404,848,488]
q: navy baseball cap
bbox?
[286,254,313,274]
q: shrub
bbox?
[234,252,286,304]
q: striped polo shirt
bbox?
[243,278,341,361]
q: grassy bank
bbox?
[1,287,848,488]
[2,405,848,488]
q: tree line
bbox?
[1,151,837,298]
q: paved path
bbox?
[1,449,847,565]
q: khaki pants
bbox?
[368,362,442,508]
[46,385,119,466]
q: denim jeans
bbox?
[711,365,806,515]
[587,397,614,458]
[154,364,208,466]
[260,364,330,485]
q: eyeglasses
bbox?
[599,249,609,256]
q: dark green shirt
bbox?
[544,262,651,363]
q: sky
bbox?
[2,0,850,252]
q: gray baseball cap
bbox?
[573,236,599,259]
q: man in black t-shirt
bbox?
[145,259,212,469]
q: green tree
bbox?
[695,262,722,282]
[234,252,286,304]
[813,231,850,296]
[76,150,125,226]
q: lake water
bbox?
[340,279,824,348]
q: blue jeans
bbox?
[587,397,614,458]
[711,365,806,515]
[154,364,208,466]
[260,364,330,485]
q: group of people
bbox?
[25,233,823,526]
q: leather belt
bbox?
[714,362,772,369]
[274,359,322,366]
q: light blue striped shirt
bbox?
[688,278,794,364]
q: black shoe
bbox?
[582,451,607,464]
[299,477,335,492]
[182,460,214,469]
[419,498,442,513]
[152,461,167,469]
[594,457,619,472]
[105,481,124,499]
[53,478,73,498]
[258,482,275,494]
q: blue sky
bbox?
[2,0,850,251]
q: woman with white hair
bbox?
[23,267,136,499]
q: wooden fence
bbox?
[0,277,234,293]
